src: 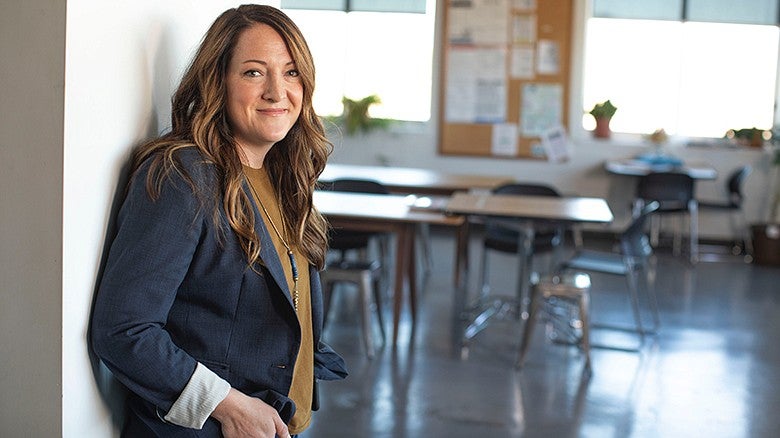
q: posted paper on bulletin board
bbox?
[520,83,563,137]
[445,47,508,123]
[448,0,510,45]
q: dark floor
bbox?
[307,228,780,438]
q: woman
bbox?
[91,5,346,437]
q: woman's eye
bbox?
[244,70,262,77]
[287,69,300,78]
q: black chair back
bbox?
[494,183,560,197]
[484,183,562,253]
[322,178,389,251]
[726,165,751,207]
[636,172,694,211]
[324,178,390,195]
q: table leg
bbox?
[391,225,415,346]
[407,224,418,328]
[454,220,470,291]
[392,229,405,346]
[515,222,535,319]
[452,221,471,352]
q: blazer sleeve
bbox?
[91,157,212,414]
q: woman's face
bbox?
[226,23,303,153]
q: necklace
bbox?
[245,172,299,312]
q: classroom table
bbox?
[320,163,515,196]
[314,190,467,346]
[604,157,718,180]
[320,163,512,275]
[444,192,614,348]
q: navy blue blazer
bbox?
[91,148,346,436]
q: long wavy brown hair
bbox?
[133,4,331,269]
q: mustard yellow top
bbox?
[243,165,314,434]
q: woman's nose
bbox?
[262,74,286,102]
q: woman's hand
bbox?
[212,388,291,438]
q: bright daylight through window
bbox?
[284,3,436,122]
[583,18,779,139]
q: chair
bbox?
[322,178,391,262]
[320,179,390,359]
[556,201,661,350]
[321,259,386,359]
[322,178,391,286]
[517,272,592,370]
[698,165,753,261]
[477,183,566,308]
[633,172,698,263]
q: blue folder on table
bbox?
[634,153,683,167]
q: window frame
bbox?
[574,0,780,143]
[281,1,436,127]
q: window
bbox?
[282,1,436,122]
[583,2,780,138]
[593,0,779,25]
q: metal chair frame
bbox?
[477,183,566,304]
[517,272,592,370]
[322,178,391,291]
[557,201,661,351]
[321,259,386,359]
[698,165,753,261]
[633,172,698,263]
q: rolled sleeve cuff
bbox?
[163,362,231,429]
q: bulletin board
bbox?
[438,0,573,158]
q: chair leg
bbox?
[625,267,646,341]
[478,246,491,300]
[672,214,682,256]
[736,209,754,260]
[358,271,376,359]
[578,291,591,370]
[642,264,661,333]
[372,274,386,345]
[572,225,584,249]
[516,286,541,369]
[550,228,565,272]
[417,223,433,274]
[650,215,660,247]
[689,200,699,263]
[631,198,644,219]
[374,236,389,299]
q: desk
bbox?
[321,163,514,196]
[445,192,614,345]
[605,158,717,180]
[314,190,467,346]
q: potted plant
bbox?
[328,94,391,136]
[727,127,767,147]
[589,100,617,139]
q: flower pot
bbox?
[749,129,764,147]
[593,117,612,139]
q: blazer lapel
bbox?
[243,181,295,310]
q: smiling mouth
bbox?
[258,108,287,116]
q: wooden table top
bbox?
[445,192,614,224]
[320,163,514,195]
[314,190,464,227]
